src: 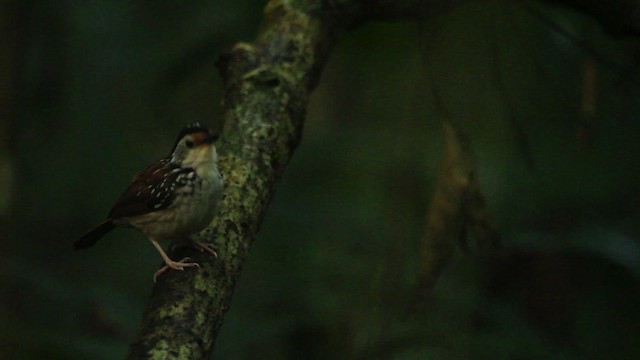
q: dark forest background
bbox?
[1,0,640,359]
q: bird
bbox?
[74,123,224,281]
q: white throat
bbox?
[182,145,218,179]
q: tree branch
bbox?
[126,0,423,359]
[126,0,636,358]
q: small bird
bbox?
[74,124,224,281]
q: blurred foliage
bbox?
[2,0,640,359]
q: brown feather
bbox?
[108,159,195,219]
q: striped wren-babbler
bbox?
[74,124,224,281]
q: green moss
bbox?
[148,340,170,360]
[195,303,209,328]
[126,0,396,357]
[193,273,212,296]
[158,302,187,319]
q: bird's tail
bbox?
[73,220,115,250]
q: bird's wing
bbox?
[108,159,195,219]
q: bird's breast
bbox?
[129,165,223,241]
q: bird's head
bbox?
[170,123,219,167]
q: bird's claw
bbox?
[193,241,218,258]
[153,257,200,282]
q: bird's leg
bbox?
[150,238,200,282]
[192,240,218,258]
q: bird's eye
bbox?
[185,140,194,148]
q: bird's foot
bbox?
[193,241,218,258]
[153,257,200,282]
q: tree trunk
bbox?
[126,0,638,358]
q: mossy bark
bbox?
[126,1,424,359]
[126,0,636,358]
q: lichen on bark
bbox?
[126,0,628,358]
[127,1,347,359]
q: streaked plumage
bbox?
[74,124,223,280]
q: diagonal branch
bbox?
[126,1,423,359]
[125,0,636,358]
